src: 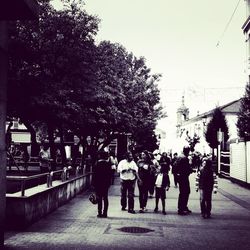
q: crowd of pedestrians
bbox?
[92,146,218,220]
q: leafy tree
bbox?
[7,0,163,162]
[237,83,250,140]
[7,0,100,159]
[92,41,163,152]
[205,107,229,150]
[185,131,200,152]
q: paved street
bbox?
[4,174,250,250]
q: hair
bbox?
[183,146,190,156]
[125,151,133,159]
[202,157,212,170]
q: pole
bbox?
[218,142,221,175]
[217,128,222,175]
[0,20,8,247]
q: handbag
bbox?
[89,193,98,204]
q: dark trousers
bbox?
[96,187,109,215]
[120,179,136,210]
[200,189,212,216]
[148,174,155,196]
[138,183,149,209]
[173,173,178,186]
[178,177,190,212]
[111,169,116,185]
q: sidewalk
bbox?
[4,174,250,250]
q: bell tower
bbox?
[176,95,189,136]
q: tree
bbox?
[205,107,229,150]
[237,83,250,140]
[7,0,101,162]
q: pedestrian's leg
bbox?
[97,194,103,217]
[121,180,127,210]
[178,181,185,213]
[206,190,212,218]
[103,189,109,217]
[127,180,135,212]
[143,185,149,209]
[154,188,159,212]
[149,175,154,197]
[200,190,206,218]
[138,184,144,211]
[174,174,178,187]
[162,198,166,214]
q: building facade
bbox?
[176,98,241,154]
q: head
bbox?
[173,152,178,158]
[201,157,212,170]
[125,151,134,162]
[183,146,190,157]
[140,151,150,161]
[42,144,49,151]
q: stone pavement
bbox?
[4,174,250,250]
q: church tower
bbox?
[176,96,189,136]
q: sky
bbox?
[52,0,247,137]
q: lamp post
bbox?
[0,1,38,247]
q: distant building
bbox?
[176,98,241,154]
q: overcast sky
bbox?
[53,0,247,133]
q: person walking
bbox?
[148,152,160,198]
[137,151,152,213]
[117,152,140,214]
[154,164,170,215]
[109,151,118,185]
[93,151,112,218]
[39,144,52,173]
[171,152,178,187]
[175,146,194,215]
[195,157,218,219]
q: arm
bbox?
[213,173,218,193]
[195,171,200,192]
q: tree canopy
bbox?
[7,0,163,157]
[237,83,250,140]
[205,107,229,149]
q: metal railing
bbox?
[7,166,89,197]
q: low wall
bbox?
[6,172,93,230]
[230,140,250,184]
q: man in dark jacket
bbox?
[175,146,193,215]
[93,151,112,218]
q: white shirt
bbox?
[155,173,163,187]
[117,159,138,180]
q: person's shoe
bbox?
[102,213,107,218]
[184,208,192,214]
[154,207,158,213]
[201,213,206,219]
[97,214,102,218]
[139,209,144,213]
[143,207,148,212]
[162,210,166,215]
[121,207,127,211]
[128,210,136,214]
[206,214,211,219]
[178,210,188,215]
